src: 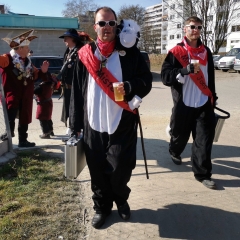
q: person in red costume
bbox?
[70,7,152,229]
[0,29,49,147]
[34,72,57,139]
[161,16,218,189]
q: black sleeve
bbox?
[69,57,87,133]
[123,48,152,101]
[160,52,183,87]
[206,47,217,98]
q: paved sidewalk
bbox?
[9,75,240,239]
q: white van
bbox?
[218,44,240,72]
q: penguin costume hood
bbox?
[116,19,140,48]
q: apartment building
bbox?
[144,0,240,54]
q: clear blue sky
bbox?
[2,0,161,17]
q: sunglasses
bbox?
[186,25,202,30]
[95,20,117,27]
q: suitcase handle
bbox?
[214,106,230,119]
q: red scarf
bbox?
[170,43,213,105]
[78,44,136,114]
[96,38,116,57]
[182,37,207,65]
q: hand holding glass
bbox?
[191,59,200,73]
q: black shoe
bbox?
[18,140,36,148]
[117,202,131,220]
[50,131,54,136]
[11,131,15,137]
[91,212,110,229]
[39,133,50,139]
[170,154,182,165]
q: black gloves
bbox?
[123,81,132,95]
[180,64,194,76]
[213,93,218,106]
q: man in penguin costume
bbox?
[70,7,152,229]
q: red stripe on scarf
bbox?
[78,44,136,114]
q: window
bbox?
[170,15,175,20]
[162,44,167,50]
[176,34,181,39]
[162,35,167,40]
[170,35,174,40]
[170,4,175,9]
[177,23,181,28]
[232,25,240,32]
[207,15,213,21]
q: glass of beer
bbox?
[113,82,124,101]
[191,59,200,73]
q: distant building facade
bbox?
[144,0,240,54]
[0,10,79,56]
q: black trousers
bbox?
[84,111,138,214]
[169,100,215,181]
[61,88,71,127]
[40,119,53,134]
[7,108,29,142]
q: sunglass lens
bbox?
[109,21,116,27]
[198,26,202,30]
[98,21,106,27]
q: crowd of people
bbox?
[0,6,218,229]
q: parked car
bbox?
[233,52,240,74]
[140,51,150,70]
[31,56,63,92]
[214,56,223,70]
[213,54,220,61]
[218,45,240,72]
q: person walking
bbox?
[70,7,152,229]
[161,16,218,189]
[0,29,49,147]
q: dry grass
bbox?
[0,150,87,240]
[150,54,167,72]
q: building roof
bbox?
[0,13,79,30]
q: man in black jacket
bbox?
[161,16,217,189]
[70,7,152,229]
[59,29,83,134]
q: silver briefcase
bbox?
[64,135,86,179]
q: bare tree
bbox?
[163,0,240,53]
[62,0,99,39]
[140,25,161,53]
[117,4,145,25]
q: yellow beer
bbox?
[113,82,124,101]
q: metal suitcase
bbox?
[64,135,86,179]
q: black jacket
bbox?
[69,41,153,132]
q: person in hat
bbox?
[69,7,152,229]
[161,16,218,189]
[0,29,49,147]
[58,29,85,136]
